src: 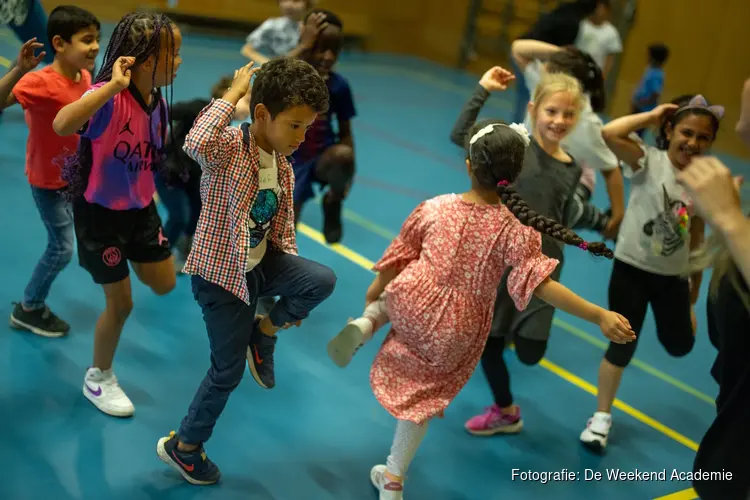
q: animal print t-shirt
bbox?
[614,144,693,276]
[246,146,280,271]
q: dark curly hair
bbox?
[465,120,613,259]
[249,57,329,120]
[547,46,606,113]
[655,94,720,150]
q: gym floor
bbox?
[1,23,746,500]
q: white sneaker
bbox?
[370,465,404,500]
[83,367,135,417]
[580,411,612,452]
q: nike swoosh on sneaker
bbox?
[171,451,195,472]
[85,384,102,397]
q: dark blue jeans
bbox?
[178,250,336,444]
[23,186,74,309]
[8,0,55,65]
[154,172,201,246]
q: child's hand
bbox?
[479,66,515,92]
[299,12,328,49]
[16,38,45,74]
[649,103,679,125]
[227,62,260,102]
[111,56,135,89]
[599,311,636,344]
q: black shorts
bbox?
[73,198,172,285]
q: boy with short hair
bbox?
[156,57,336,486]
[0,5,100,337]
[293,8,356,244]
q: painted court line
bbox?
[325,199,717,408]
[296,221,700,456]
[652,487,699,500]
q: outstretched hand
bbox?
[599,311,636,344]
[16,38,45,74]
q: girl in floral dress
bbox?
[327,114,636,499]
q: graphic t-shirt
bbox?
[291,71,356,165]
[13,66,92,189]
[79,82,167,210]
[614,144,693,276]
[246,146,281,271]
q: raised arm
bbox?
[450,66,515,147]
[510,39,562,71]
[183,63,259,173]
[736,78,750,148]
[0,38,46,110]
[54,56,133,136]
[601,103,678,168]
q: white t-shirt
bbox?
[574,20,623,71]
[614,144,693,276]
[246,147,281,271]
[523,61,619,191]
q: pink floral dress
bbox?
[370,194,558,424]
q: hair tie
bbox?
[579,242,588,251]
[497,180,509,187]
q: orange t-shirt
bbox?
[13,66,92,189]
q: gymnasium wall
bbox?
[38,0,750,157]
[612,0,750,158]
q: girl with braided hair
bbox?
[52,12,182,418]
[326,108,634,500]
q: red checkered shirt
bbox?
[181,99,298,305]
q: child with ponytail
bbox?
[326,113,635,499]
[53,12,182,418]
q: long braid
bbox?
[497,182,614,259]
[62,12,178,200]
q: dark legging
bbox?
[154,171,201,246]
[604,258,694,367]
[481,336,547,408]
[7,0,55,64]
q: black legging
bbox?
[604,259,694,367]
[481,335,547,408]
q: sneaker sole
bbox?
[465,419,524,436]
[82,385,135,418]
[9,314,67,338]
[580,437,607,454]
[327,323,365,368]
[156,437,218,486]
[246,346,271,389]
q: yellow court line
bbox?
[0,56,10,68]
[327,202,717,407]
[652,487,699,500]
[296,221,701,454]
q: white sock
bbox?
[363,292,389,333]
[385,419,430,479]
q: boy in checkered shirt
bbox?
[156,58,336,486]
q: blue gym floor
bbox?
[2,24,748,500]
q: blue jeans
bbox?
[178,250,336,444]
[23,186,75,309]
[8,0,55,65]
[154,171,201,245]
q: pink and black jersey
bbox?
[79,82,168,211]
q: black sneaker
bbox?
[157,431,220,485]
[9,302,70,338]
[322,195,343,244]
[247,320,278,389]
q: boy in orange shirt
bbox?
[0,5,100,337]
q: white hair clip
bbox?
[469,122,531,148]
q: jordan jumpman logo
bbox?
[120,118,134,135]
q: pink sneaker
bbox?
[465,404,523,436]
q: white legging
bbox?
[386,419,430,478]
